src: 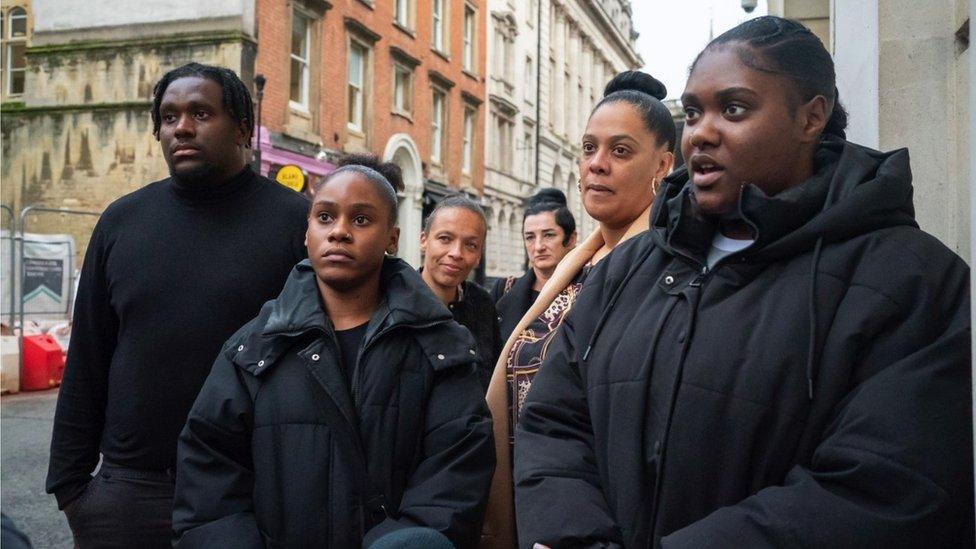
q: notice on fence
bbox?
[1,231,76,322]
[23,258,64,303]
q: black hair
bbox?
[151,62,254,145]
[522,188,576,246]
[591,71,676,153]
[318,165,399,226]
[337,153,405,193]
[424,195,488,237]
[693,15,848,139]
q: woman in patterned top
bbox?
[479,70,677,548]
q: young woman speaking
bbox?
[515,16,972,548]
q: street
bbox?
[1,389,72,548]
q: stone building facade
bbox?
[0,0,487,270]
[768,0,971,262]
[0,0,256,263]
[482,0,642,278]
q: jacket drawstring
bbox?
[806,176,842,401]
[806,237,824,401]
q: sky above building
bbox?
[632,0,769,100]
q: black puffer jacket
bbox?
[173,258,495,548]
[515,138,973,548]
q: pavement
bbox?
[2,388,72,548]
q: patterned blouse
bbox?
[505,265,591,445]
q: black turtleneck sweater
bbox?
[47,167,309,508]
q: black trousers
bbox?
[64,462,174,549]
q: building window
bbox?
[431,0,446,52]
[548,57,556,129]
[290,9,311,109]
[490,109,514,173]
[524,56,534,103]
[463,5,476,72]
[393,62,413,115]
[431,88,447,164]
[2,6,28,97]
[347,40,368,131]
[395,0,413,30]
[462,106,476,174]
[523,127,534,179]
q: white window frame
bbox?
[395,0,412,29]
[392,62,413,116]
[4,7,28,97]
[289,8,312,110]
[347,40,368,131]
[431,0,446,52]
[462,106,475,174]
[463,5,476,72]
[431,88,447,164]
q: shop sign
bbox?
[276,164,306,192]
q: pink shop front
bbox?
[252,126,336,197]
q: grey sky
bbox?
[631,0,769,100]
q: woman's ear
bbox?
[388,227,401,255]
[656,151,675,182]
[798,95,829,143]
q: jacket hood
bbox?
[233,257,475,374]
[652,136,918,264]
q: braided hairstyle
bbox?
[693,16,848,139]
[151,62,255,145]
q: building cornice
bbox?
[1,100,151,115]
[579,0,642,67]
[25,30,252,55]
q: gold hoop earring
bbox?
[652,178,660,194]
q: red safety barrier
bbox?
[21,334,64,391]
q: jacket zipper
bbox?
[647,268,706,545]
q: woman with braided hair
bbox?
[515,16,972,548]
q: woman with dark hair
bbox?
[481,71,676,548]
[173,165,494,548]
[492,188,578,341]
[515,16,972,548]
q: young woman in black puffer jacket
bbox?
[173,165,495,548]
[515,16,972,549]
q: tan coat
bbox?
[479,206,652,548]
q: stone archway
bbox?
[383,134,424,267]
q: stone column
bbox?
[833,0,971,261]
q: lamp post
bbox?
[253,73,266,173]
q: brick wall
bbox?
[255,0,487,192]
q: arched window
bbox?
[3,6,29,96]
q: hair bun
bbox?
[604,70,667,100]
[528,187,567,207]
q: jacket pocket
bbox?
[252,423,333,546]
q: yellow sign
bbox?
[276,165,306,192]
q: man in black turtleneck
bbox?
[46,63,309,548]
